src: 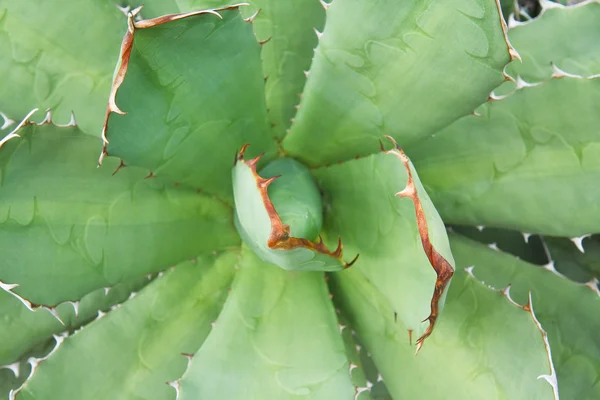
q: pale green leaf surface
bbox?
[0,121,238,305]
[543,235,600,283]
[233,156,344,271]
[0,1,125,135]
[329,267,555,399]
[314,151,454,342]
[409,77,600,236]
[0,340,54,398]
[16,253,237,400]
[250,0,325,139]
[179,246,355,399]
[450,233,600,400]
[282,0,511,166]
[105,9,276,202]
[506,1,600,80]
[0,276,149,366]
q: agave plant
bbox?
[1,0,599,398]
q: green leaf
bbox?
[313,149,454,349]
[449,233,600,400]
[282,0,513,166]
[0,275,149,366]
[0,117,238,305]
[15,253,237,400]
[133,0,325,141]
[0,1,126,134]
[178,246,355,399]
[409,76,600,236]
[233,149,347,271]
[250,0,325,139]
[543,235,600,283]
[329,266,556,399]
[104,7,276,202]
[506,1,600,80]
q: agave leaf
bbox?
[249,0,325,139]
[0,116,238,305]
[104,6,276,202]
[282,0,513,166]
[131,0,324,141]
[506,1,600,80]
[543,235,600,283]
[0,1,126,135]
[14,253,237,400]
[450,233,600,399]
[233,147,349,271]
[0,339,55,398]
[409,76,600,236]
[0,275,150,366]
[178,246,355,399]
[313,148,454,351]
[330,266,556,399]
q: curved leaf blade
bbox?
[104,7,276,202]
[0,276,149,367]
[282,0,513,166]
[330,266,556,399]
[178,246,355,399]
[507,1,600,80]
[0,117,238,305]
[410,76,600,236]
[14,253,237,400]
[449,233,600,400]
[313,149,454,350]
[0,1,126,134]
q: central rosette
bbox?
[232,145,357,271]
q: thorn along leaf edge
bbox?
[235,145,359,268]
[99,3,249,165]
[384,136,454,354]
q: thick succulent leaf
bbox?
[409,76,600,236]
[0,276,149,366]
[127,0,323,141]
[104,7,276,202]
[543,235,600,283]
[250,0,325,139]
[506,1,600,80]
[0,1,125,135]
[233,148,349,271]
[329,266,556,399]
[313,149,455,350]
[450,233,600,399]
[282,0,513,166]
[178,246,355,399]
[14,253,237,400]
[0,118,238,305]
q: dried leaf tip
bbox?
[383,135,454,354]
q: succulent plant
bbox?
[1,0,599,399]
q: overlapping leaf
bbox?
[313,150,454,349]
[0,0,126,134]
[178,247,355,399]
[409,76,600,236]
[15,253,237,400]
[450,234,600,399]
[282,0,513,166]
[0,117,238,305]
[330,266,556,399]
[104,7,276,202]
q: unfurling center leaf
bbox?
[233,146,356,271]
